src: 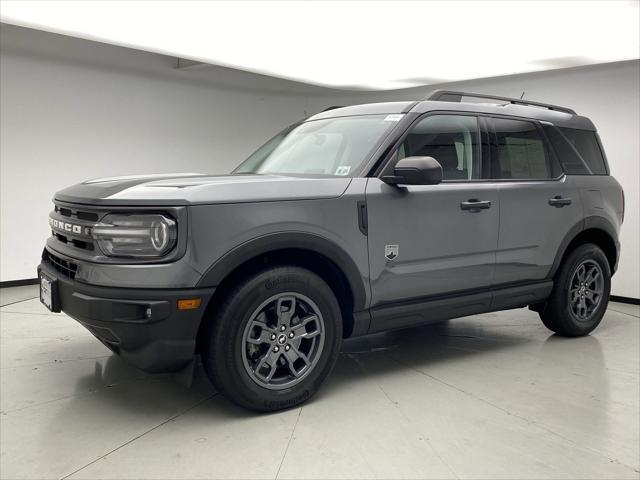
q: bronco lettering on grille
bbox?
[49,217,92,236]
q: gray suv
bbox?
[38,90,624,411]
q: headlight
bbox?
[92,214,177,258]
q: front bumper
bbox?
[38,260,215,373]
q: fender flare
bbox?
[547,216,619,279]
[196,231,368,311]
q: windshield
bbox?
[233,114,403,177]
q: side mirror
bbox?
[382,156,443,186]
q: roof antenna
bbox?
[520,91,525,100]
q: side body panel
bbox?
[577,175,624,231]
[494,175,585,284]
[365,178,499,309]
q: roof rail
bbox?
[426,90,577,115]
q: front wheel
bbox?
[540,243,611,337]
[201,266,342,412]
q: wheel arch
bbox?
[196,232,369,343]
[549,217,619,279]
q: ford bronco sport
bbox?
[38,90,624,411]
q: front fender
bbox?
[196,231,369,311]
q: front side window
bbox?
[395,115,480,180]
[234,115,402,177]
[491,118,561,179]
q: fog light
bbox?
[178,298,201,310]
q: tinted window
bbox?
[492,118,561,179]
[543,126,607,175]
[396,115,480,180]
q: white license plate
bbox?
[40,274,53,311]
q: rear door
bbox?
[487,116,583,285]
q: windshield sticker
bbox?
[335,166,351,176]
[383,114,403,122]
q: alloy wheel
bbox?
[568,259,604,321]
[241,292,325,390]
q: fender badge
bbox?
[385,245,399,261]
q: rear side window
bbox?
[543,126,608,175]
[491,118,562,179]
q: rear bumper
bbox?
[38,261,215,373]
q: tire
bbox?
[201,265,342,412]
[540,243,611,337]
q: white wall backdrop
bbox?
[0,25,343,283]
[1,25,638,299]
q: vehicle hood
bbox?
[54,173,353,206]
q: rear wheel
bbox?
[201,266,342,412]
[540,243,611,336]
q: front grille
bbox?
[51,203,99,252]
[44,251,78,280]
[53,233,94,251]
[55,205,99,222]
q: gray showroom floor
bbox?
[1,285,638,480]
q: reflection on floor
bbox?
[1,285,638,479]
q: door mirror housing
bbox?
[382,156,443,186]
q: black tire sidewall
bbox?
[205,266,342,412]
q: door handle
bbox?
[460,199,492,211]
[548,196,572,207]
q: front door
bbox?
[365,114,500,329]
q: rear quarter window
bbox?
[543,126,608,175]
